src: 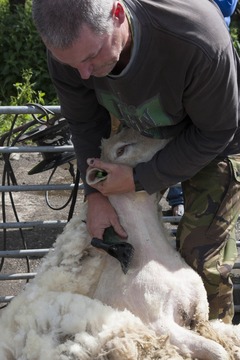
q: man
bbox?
[32,0,240,323]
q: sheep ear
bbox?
[86,167,108,186]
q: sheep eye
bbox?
[116,143,136,158]
[116,145,127,158]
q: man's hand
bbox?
[87,158,135,196]
[86,192,127,239]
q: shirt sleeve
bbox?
[135,42,239,194]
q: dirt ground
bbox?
[0,153,239,324]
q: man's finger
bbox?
[112,223,128,239]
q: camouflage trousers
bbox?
[177,155,240,324]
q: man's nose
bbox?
[77,63,93,79]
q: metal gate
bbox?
[0,104,82,305]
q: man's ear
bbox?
[112,1,125,24]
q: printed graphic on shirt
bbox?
[97,91,173,138]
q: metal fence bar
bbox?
[163,216,181,223]
[0,145,74,153]
[0,249,50,257]
[0,220,67,229]
[0,105,61,115]
[0,273,36,280]
[0,296,14,303]
[0,183,82,192]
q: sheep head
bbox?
[86,127,170,185]
[100,127,170,167]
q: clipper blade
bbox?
[91,236,134,274]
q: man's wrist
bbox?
[132,168,144,192]
[86,191,102,200]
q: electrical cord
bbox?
[45,162,76,211]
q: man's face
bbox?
[49,24,124,79]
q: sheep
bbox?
[0,210,187,360]
[87,128,240,360]
[0,127,239,359]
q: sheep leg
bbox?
[152,319,229,360]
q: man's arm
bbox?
[135,42,239,194]
[47,50,112,194]
[87,192,127,239]
[47,51,126,239]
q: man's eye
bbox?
[82,54,97,63]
